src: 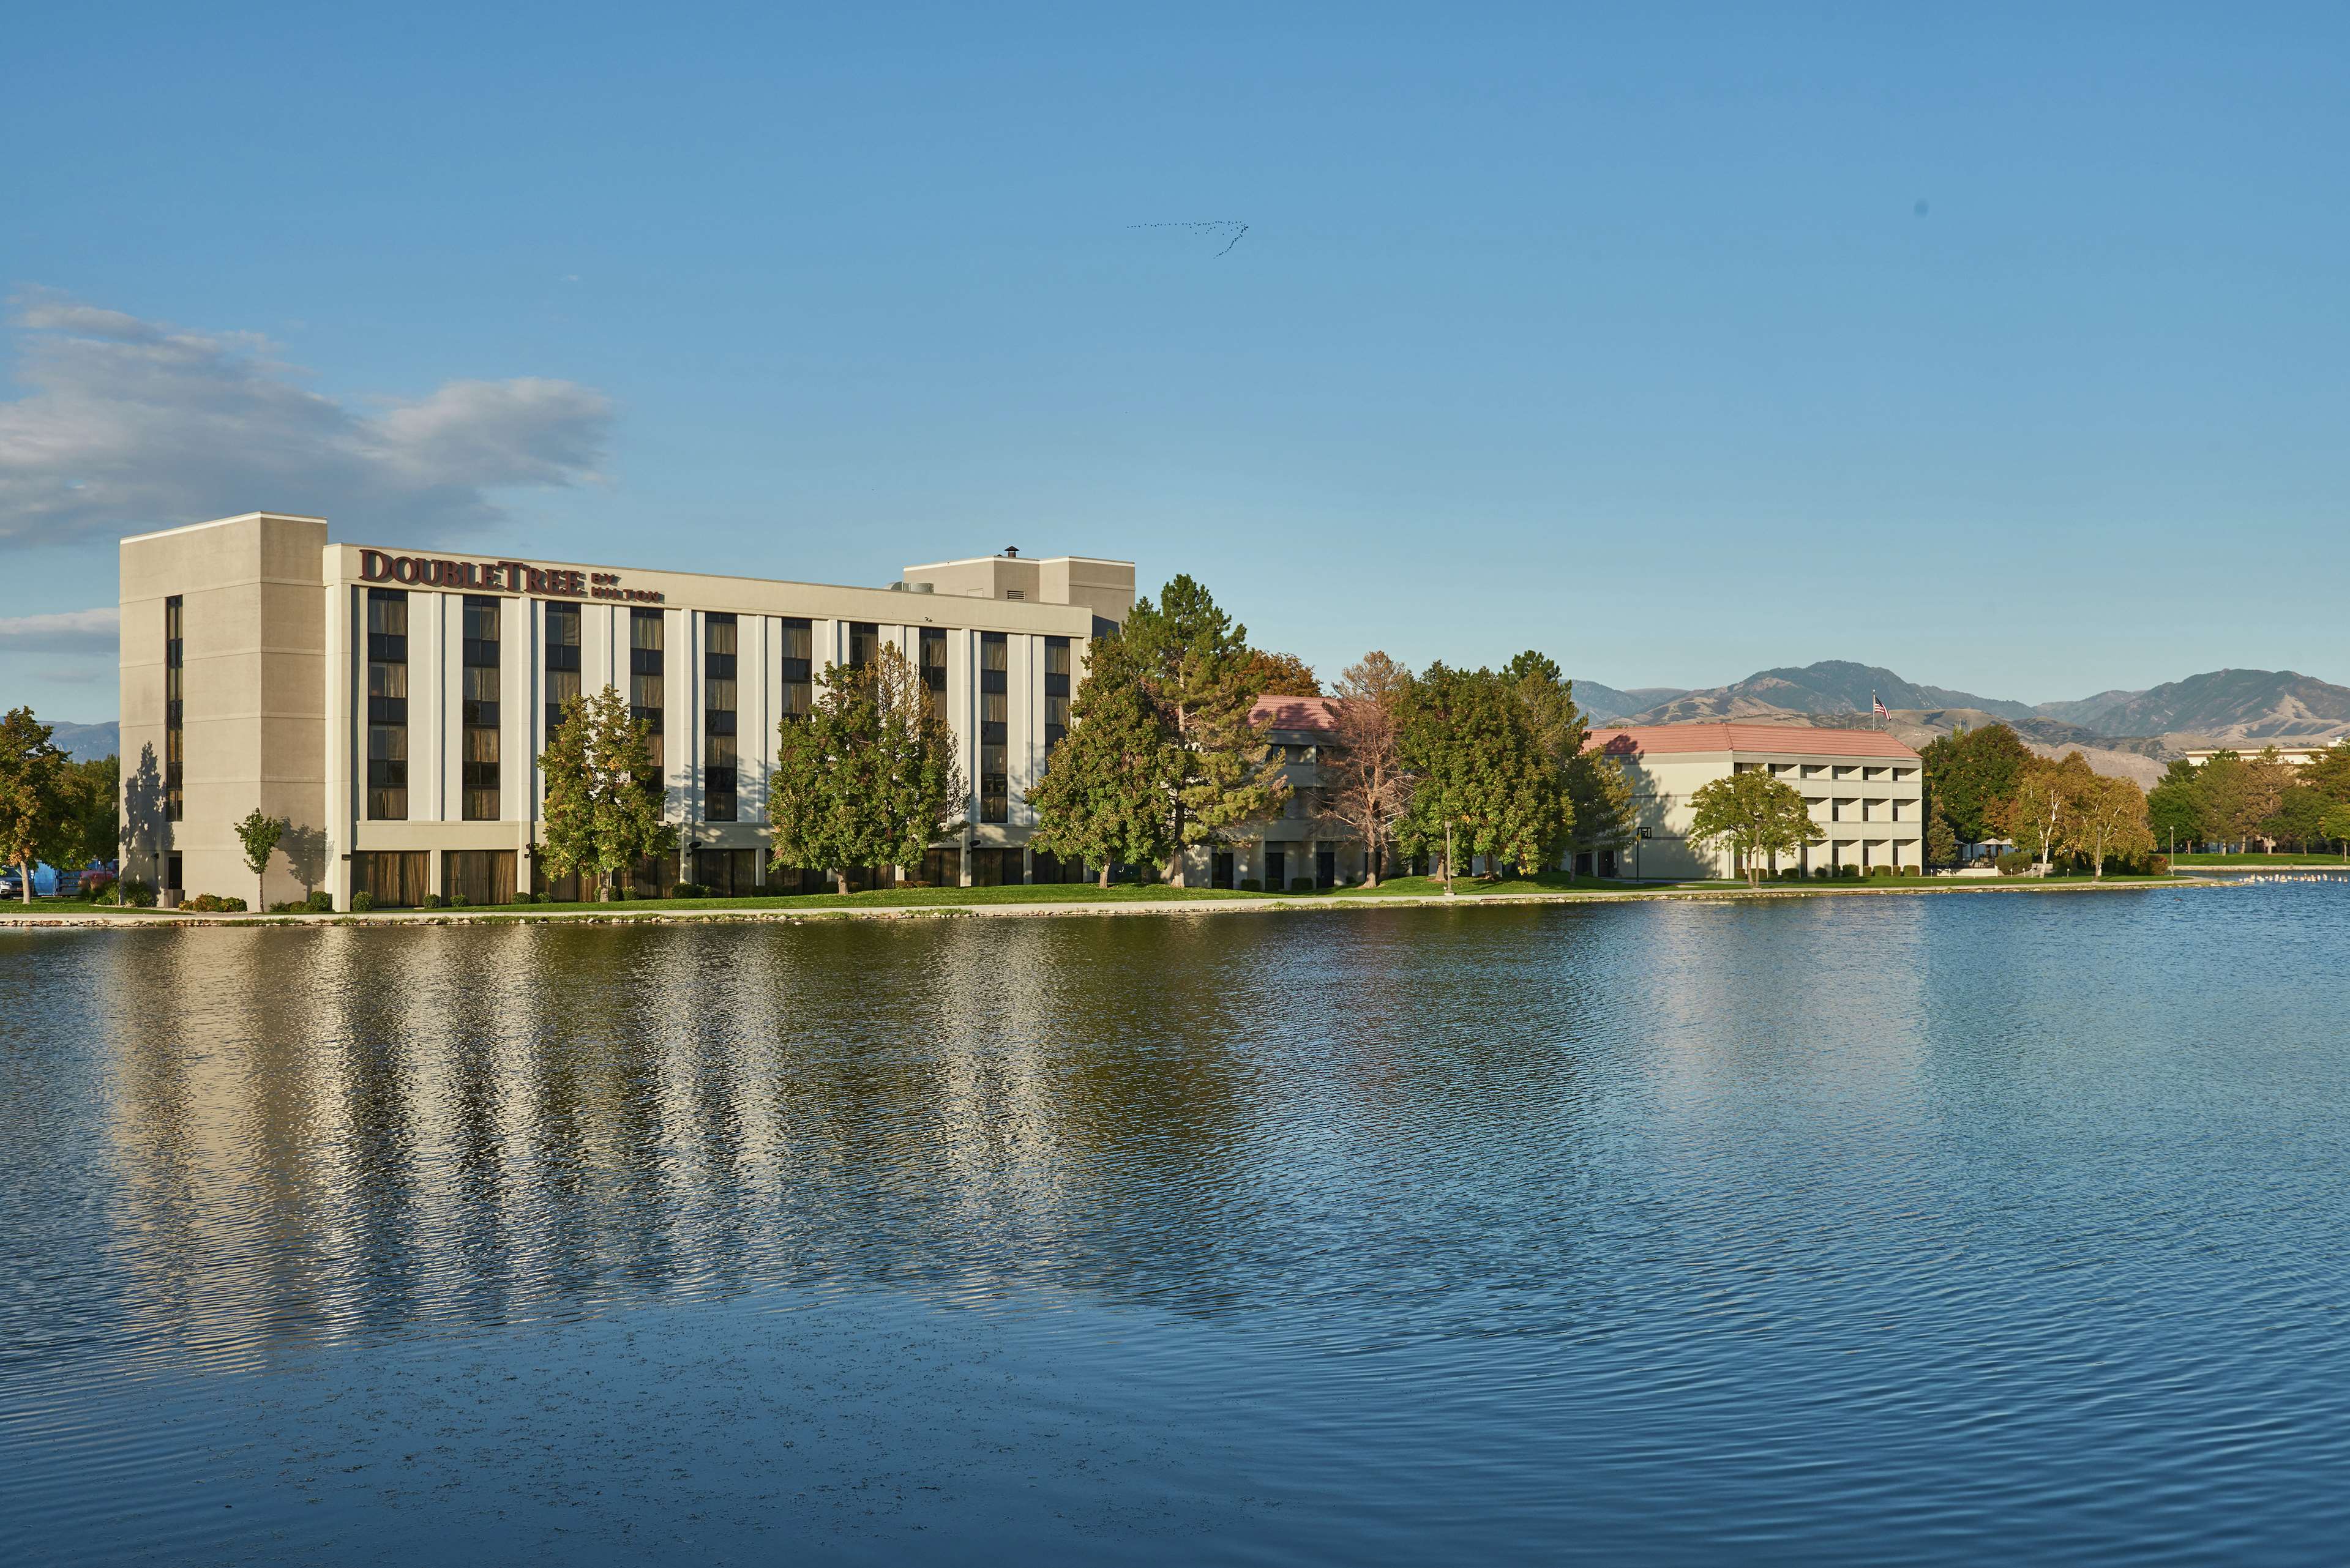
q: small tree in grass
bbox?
[1685,770,1822,886]
[234,809,283,910]
[769,644,965,895]
[1926,811,1960,871]
[538,686,675,900]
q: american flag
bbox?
[1873,693,1889,719]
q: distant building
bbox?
[1189,695,1365,890]
[119,512,1134,908]
[2177,744,2341,768]
[1581,722,1926,879]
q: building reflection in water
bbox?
[88,908,1661,1368]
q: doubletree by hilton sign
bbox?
[357,550,666,604]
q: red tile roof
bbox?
[1251,694,1341,733]
[1582,721,1920,760]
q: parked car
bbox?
[72,864,117,895]
[0,870,25,899]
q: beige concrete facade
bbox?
[1584,723,1926,879]
[120,513,1132,906]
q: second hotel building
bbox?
[118,512,1136,908]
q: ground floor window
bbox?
[443,850,516,906]
[967,846,1020,887]
[1212,851,1235,889]
[1266,849,1289,889]
[1033,851,1091,884]
[627,854,680,900]
[353,851,429,908]
[695,847,759,895]
[1315,846,1336,889]
[915,845,962,887]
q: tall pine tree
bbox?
[1028,629,1181,887]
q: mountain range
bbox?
[1576,663,2350,755]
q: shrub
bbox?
[1238,878,1263,892]
[672,882,708,898]
[351,891,376,913]
[513,890,539,905]
[1781,867,1806,881]
[1996,850,2034,876]
[448,894,471,908]
[305,890,334,913]
[422,892,444,909]
[114,878,157,908]
[184,894,247,912]
[2150,854,2171,876]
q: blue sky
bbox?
[5,2,2346,720]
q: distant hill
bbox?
[48,721,119,763]
[1603,660,2350,749]
[1575,682,1687,722]
[1626,662,2038,725]
[2044,670,2350,745]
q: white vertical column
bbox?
[504,596,531,831]
[1008,633,1036,826]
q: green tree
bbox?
[1029,630,1182,886]
[1919,723,2033,848]
[769,644,965,895]
[2319,801,2350,859]
[233,808,283,910]
[2262,781,2329,851]
[537,685,675,900]
[2189,750,2255,851]
[2004,752,2096,873]
[2068,771,2154,879]
[40,755,118,890]
[1123,577,1288,884]
[1564,748,1636,865]
[2297,737,2350,807]
[1398,664,1568,889]
[1685,769,1824,886]
[2146,759,2204,853]
[1926,811,1960,869]
[0,708,67,904]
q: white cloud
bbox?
[0,290,613,548]
[0,606,118,650]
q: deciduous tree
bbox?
[768,644,965,895]
[0,707,67,904]
[2067,771,2154,879]
[1919,723,2033,849]
[2146,759,2203,853]
[1685,769,1824,886]
[2002,752,2095,874]
[1398,664,1568,889]
[234,808,283,910]
[538,686,676,900]
[1321,651,1415,886]
[1236,649,1322,698]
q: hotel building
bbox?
[1582,722,1926,878]
[119,512,1134,907]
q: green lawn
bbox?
[2172,852,2350,867]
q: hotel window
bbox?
[462,595,500,821]
[1044,635,1070,754]
[980,632,1008,822]
[704,613,737,822]
[366,588,409,820]
[848,621,881,670]
[631,608,665,772]
[779,617,812,720]
[163,595,184,821]
[544,601,581,737]
[920,627,947,698]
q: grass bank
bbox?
[1,869,2212,929]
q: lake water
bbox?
[4,886,2348,1564]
